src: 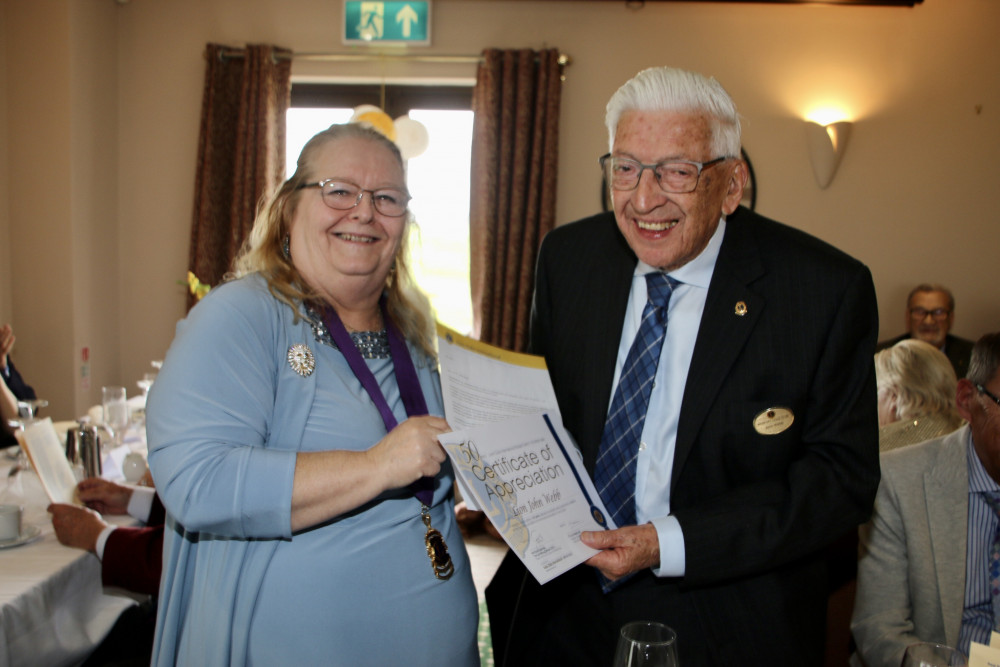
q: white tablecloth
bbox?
[0,462,137,666]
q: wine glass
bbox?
[101,386,129,448]
[613,621,679,667]
[16,398,48,421]
[902,642,967,667]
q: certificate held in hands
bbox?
[436,326,614,584]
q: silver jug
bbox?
[71,420,103,478]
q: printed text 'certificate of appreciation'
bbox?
[436,325,615,584]
[438,413,614,584]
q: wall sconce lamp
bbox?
[805,120,852,189]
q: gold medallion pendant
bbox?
[421,505,454,580]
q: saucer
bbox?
[0,525,41,549]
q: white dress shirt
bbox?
[608,218,725,576]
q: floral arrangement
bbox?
[182,271,211,301]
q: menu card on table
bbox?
[436,325,613,584]
[19,418,78,504]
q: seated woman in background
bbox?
[875,338,965,452]
[146,123,478,665]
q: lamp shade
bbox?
[805,120,851,189]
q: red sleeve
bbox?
[101,525,164,596]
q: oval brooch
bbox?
[287,344,316,377]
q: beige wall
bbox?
[1,0,998,419]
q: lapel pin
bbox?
[287,344,316,377]
[734,301,748,316]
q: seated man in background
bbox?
[876,339,965,452]
[48,476,163,667]
[876,284,974,378]
[852,332,1000,665]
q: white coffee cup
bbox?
[0,504,23,541]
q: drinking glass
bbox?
[16,398,48,421]
[613,621,679,667]
[136,372,156,399]
[902,642,967,667]
[102,386,129,447]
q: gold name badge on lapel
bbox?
[753,407,794,435]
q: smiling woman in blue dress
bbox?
[146,123,479,666]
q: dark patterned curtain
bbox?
[469,48,562,352]
[186,43,292,310]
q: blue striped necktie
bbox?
[594,272,678,532]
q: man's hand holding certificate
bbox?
[436,326,614,584]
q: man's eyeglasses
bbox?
[908,307,951,321]
[297,179,410,217]
[977,384,1000,408]
[600,154,727,194]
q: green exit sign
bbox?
[343,2,431,45]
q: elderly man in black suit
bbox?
[876,284,975,378]
[485,66,880,667]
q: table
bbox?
[0,456,141,666]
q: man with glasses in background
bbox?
[853,333,1000,666]
[486,66,880,667]
[877,284,975,378]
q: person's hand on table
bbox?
[581,523,661,581]
[76,477,133,515]
[47,503,108,553]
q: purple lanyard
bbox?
[321,300,434,506]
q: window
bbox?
[286,85,474,334]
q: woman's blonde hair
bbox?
[875,339,961,422]
[233,123,436,357]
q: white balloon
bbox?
[393,116,430,160]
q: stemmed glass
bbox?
[10,399,47,470]
[101,386,129,448]
[16,398,48,420]
[612,621,679,667]
[902,643,967,667]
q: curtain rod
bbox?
[216,47,571,68]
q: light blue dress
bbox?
[146,275,478,666]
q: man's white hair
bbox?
[605,66,742,158]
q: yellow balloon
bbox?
[355,110,397,141]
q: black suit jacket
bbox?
[1,359,36,401]
[875,332,974,378]
[487,207,880,666]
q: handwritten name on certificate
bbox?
[439,412,615,585]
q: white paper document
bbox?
[436,324,560,431]
[436,326,614,584]
[19,418,78,504]
[439,412,613,584]
[969,631,1000,667]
